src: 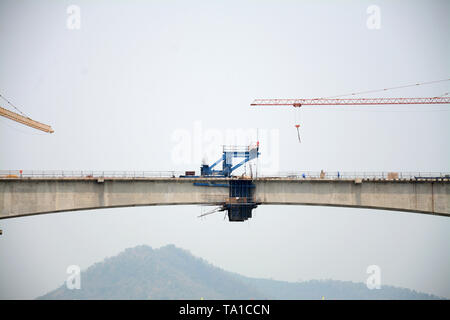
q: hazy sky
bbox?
[0,0,449,299]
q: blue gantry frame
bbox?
[200,145,260,177]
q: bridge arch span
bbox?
[0,177,448,219]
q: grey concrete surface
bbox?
[0,178,448,219]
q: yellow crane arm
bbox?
[0,106,54,133]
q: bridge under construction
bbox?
[1,79,449,221]
[1,170,449,221]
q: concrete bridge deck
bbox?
[0,174,449,219]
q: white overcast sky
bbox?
[0,0,449,299]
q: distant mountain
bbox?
[38,244,442,300]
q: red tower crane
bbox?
[251,97,450,107]
[251,97,450,142]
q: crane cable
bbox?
[323,78,450,99]
[294,104,302,143]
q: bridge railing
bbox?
[257,171,450,180]
[0,170,185,178]
[0,170,449,180]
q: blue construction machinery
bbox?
[191,144,260,222]
[200,145,260,177]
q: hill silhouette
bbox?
[39,244,442,300]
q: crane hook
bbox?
[295,124,301,143]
